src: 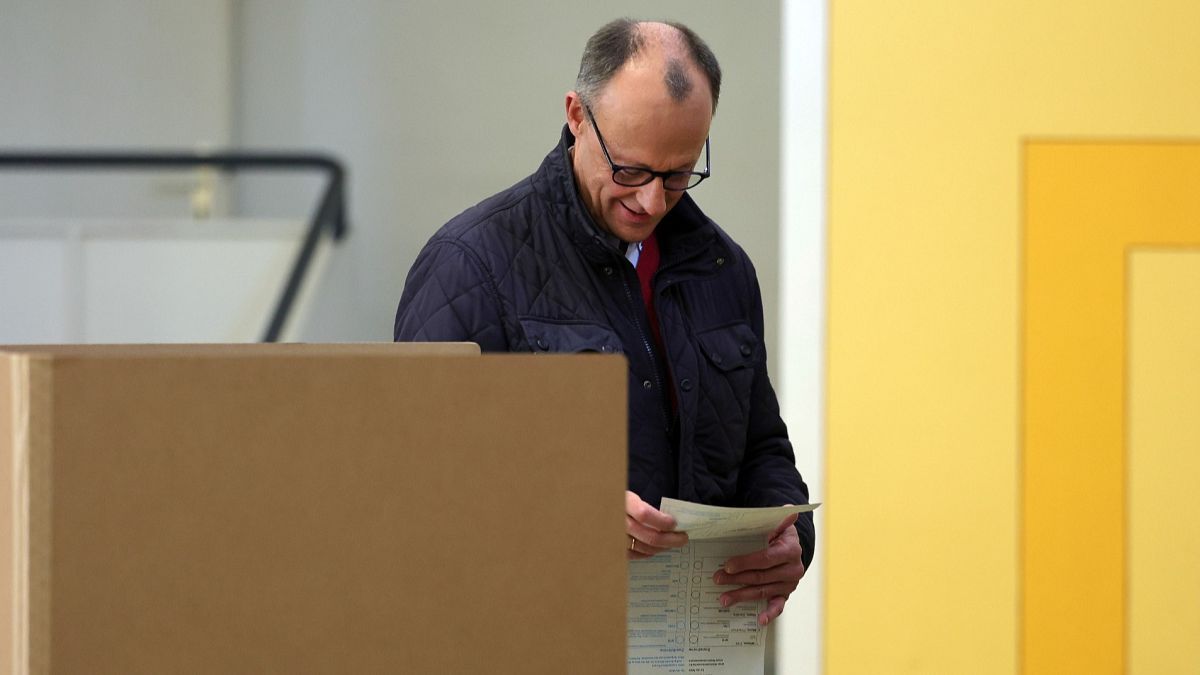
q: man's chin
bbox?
[612,226,656,244]
[607,213,660,244]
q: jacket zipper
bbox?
[619,268,671,433]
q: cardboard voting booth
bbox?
[1,344,627,674]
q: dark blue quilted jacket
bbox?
[394,127,814,567]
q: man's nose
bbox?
[635,178,668,217]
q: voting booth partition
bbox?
[0,344,628,674]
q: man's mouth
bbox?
[620,202,651,223]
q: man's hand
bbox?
[711,512,806,625]
[626,491,688,560]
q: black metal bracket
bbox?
[0,151,348,342]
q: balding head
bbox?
[574,19,722,114]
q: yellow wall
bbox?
[827,2,1200,673]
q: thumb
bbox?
[771,511,799,540]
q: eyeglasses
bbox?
[584,104,710,191]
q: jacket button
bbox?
[601,345,613,353]
[715,257,725,266]
[680,378,693,392]
[602,266,614,276]
[535,337,549,350]
[642,380,653,390]
[740,343,753,357]
[712,353,723,365]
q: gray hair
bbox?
[574,19,722,113]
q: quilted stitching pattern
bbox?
[395,127,814,567]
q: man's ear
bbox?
[564,91,586,137]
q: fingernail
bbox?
[720,596,730,608]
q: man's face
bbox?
[566,60,712,244]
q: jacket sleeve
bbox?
[735,262,816,570]
[393,239,510,351]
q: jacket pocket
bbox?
[518,317,624,354]
[693,322,761,473]
[696,322,761,373]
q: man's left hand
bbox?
[711,512,806,626]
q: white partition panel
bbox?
[777,1,829,673]
[0,238,74,343]
[0,219,325,344]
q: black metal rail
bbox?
[0,151,347,342]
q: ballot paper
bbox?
[627,499,820,675]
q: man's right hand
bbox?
[626,490,689,560]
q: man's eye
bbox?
[616,168,650,182]
[663,174,693,190]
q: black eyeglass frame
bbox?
[583,104,710,191]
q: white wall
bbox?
[1,1,791,353]
[0,1,305,344]
[0,0,233,218]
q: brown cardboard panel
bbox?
[4,348,625,674]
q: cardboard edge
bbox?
[0,356,15,674]
[0,355,31,675]
[0,342,482,359]
[1,355,52,675]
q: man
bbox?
[394,18,812,625]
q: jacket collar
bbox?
[534,125,725,270]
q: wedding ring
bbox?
[630,537,637,552]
